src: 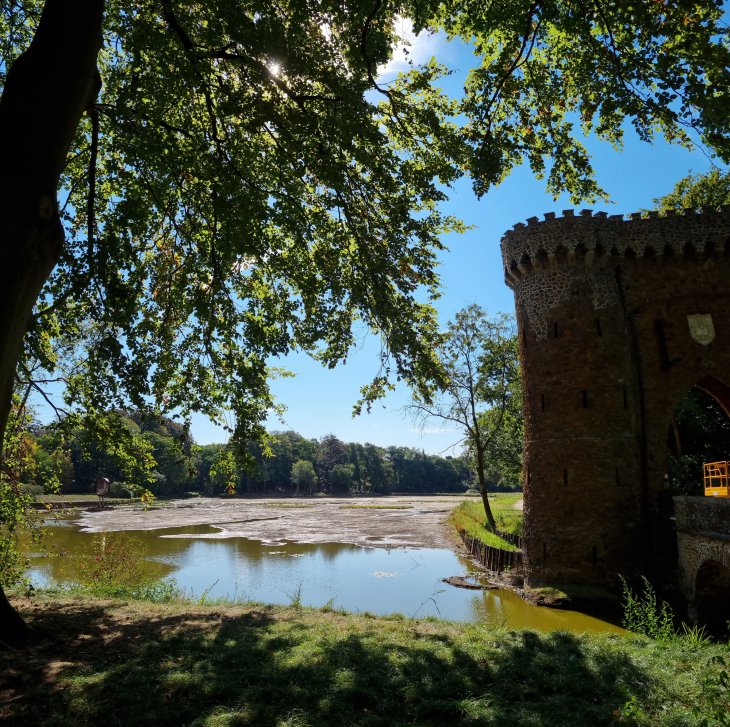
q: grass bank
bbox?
[2,591,728,726]
[449,498,522,551]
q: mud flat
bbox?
[75,496,464,550]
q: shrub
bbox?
[76,532,156,591]
[108,481,136,498]
[620,575,676,640]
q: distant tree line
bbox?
[25,411,522,498]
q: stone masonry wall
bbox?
[502,207,730,590]
[674,496,730,619]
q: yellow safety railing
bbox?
[703,461,730,497]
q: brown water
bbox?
[28,518,623,634]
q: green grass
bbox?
[2,590,728,726]
[449,500,521,551]
[488,492,523,511]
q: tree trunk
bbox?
[0,587,32,650]
[0,0,104,647]
[475,443,497,531]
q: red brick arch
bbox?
[695,376,730,419]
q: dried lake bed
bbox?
[75,495,462,549]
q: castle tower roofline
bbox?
[501,206,730,289]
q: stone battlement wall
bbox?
[502,206,730,284]
[500,207,730,340]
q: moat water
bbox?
[27,518,623,634]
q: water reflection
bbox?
[27,521,622,634]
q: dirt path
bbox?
[76,496,466,550]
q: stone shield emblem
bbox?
[687,314,715,345]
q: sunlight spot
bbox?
[378,16,447,78]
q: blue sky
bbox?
[190,22,728,453]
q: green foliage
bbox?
[329,463,355,493]
[695,654,730,727]
[475,407,524,490]
[0,395,65,588]
[60,409,158,492]
[290,459,317,495]
[24,416,471,499]
[620,576,676,640]
[439,0,730,199]
[2,0,726,463]
[653,168,730,213]
[139,489,156,509]
[76,532,154,591]
[73,531,180,602]
[108,481,135,498]
[287,582,304,610]
[666,389,730,495]
[411,306,522,528]
[209,446,239,496]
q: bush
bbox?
[76,532,156,591]
[108,481,136,498]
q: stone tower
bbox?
[501,207,730,591]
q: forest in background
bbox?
[23,410,522,499]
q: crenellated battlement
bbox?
[501,206,730,288]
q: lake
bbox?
[27,515,623,634]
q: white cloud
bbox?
[411,426,458,435]
[378,17,447,79]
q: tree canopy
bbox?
[1,0,728,453]
[653,168,730,212]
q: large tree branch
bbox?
[0,0,104,210]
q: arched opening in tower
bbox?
[695,559,730,638]
[666,380,730,496]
